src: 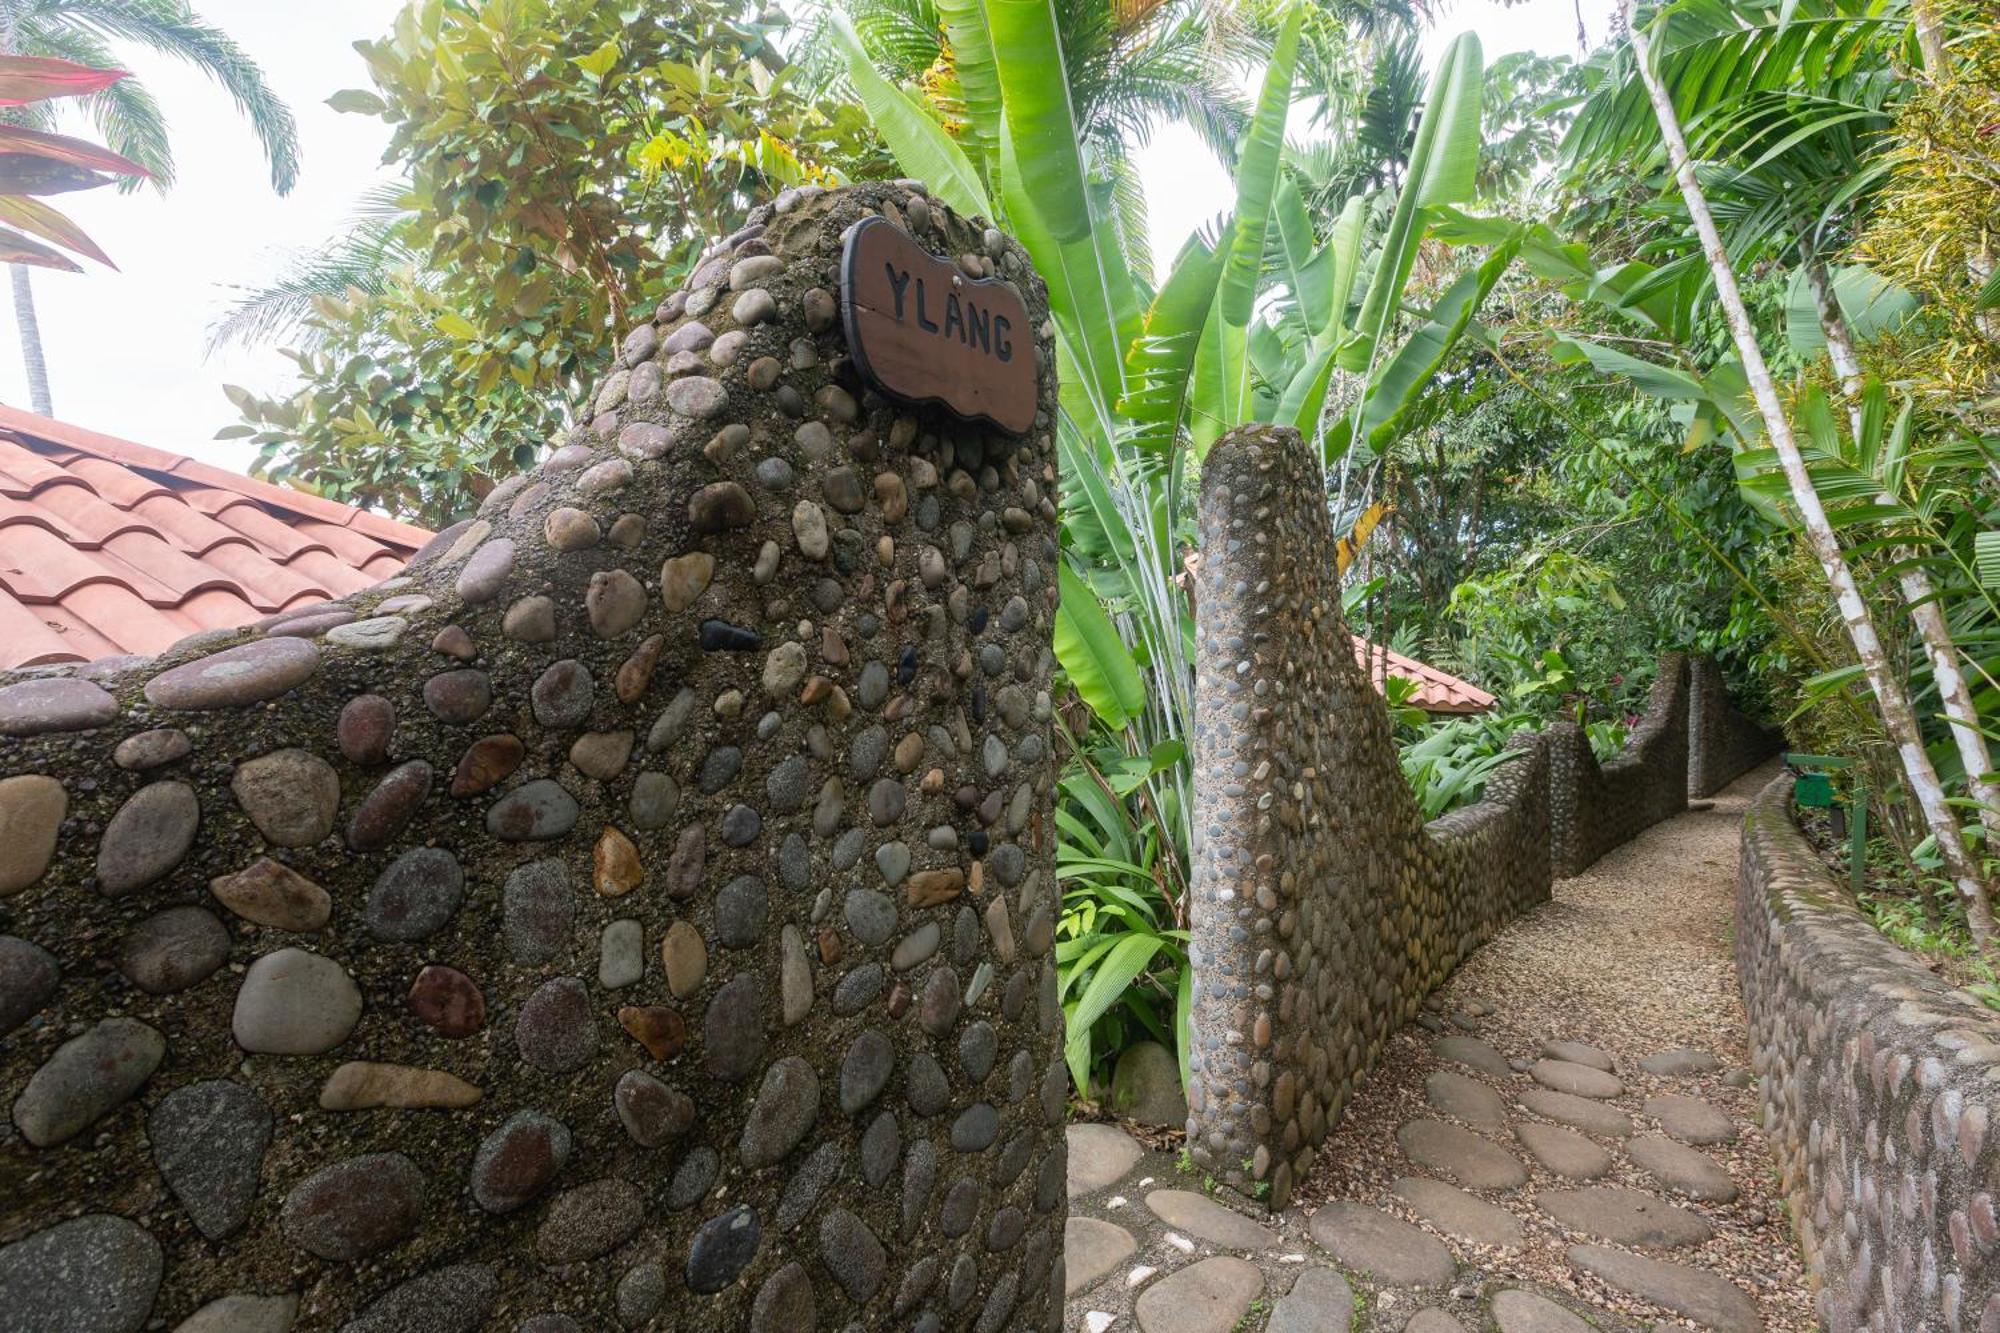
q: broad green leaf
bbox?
[983,0,1091,242]
[434,311,479,340]
[937,0,1002,184]
[1360,234,1519,449]
[830,16,991,221]
[1340,32,1483,373]
[1218,2,1302,328]
[326,88,388,116]
[1064,932,1165,1088]
[1055,560,1147,729]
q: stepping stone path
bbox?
[1062,769,1804,1333]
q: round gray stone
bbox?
[1067,1121,1144,1196]
[1626,1134,1738,1202]
[1644,1094,1737,1145]
[1530,1058,1623,1099]
[0,934,58,1037]
[1267,1267,1354,1333]
[536,1179,644,1264]
[1433,1035,1511,1078]
[1426,1069,1508,1129]
[1514,1121,1615,1180]
[232,947,361,1054]
[150,1079,272,1239]
[0,1214,162,1333]
[1145,1189,1277,1250]
[1062,1217,1136,1298]
[1541,1040,1614,1072]
[1535,1186,1712,1247]
[1132,1255,1263,1333]
[96,780,200,895]
[342,1264,497,1333]
[145,637,319,710]
[1565,1244,1762,1333]
[1518,1088,1635,1138]
[365,848,464,941]
[1492,1289,1593,1333]
[515,977,597,1072]
[281,1153,423,1260]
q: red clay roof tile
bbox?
[0,406,430,669]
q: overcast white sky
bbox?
[6,0,1603,476]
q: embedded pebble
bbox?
[114,728,191,771]
[96,781,200,895]
[517,976,598,1072]
[0,774,65,895]
[146,637,319,709]
[231,948,362,1054]
[119,906,229,994]
[0,676,117,735]
[208,857,330,932]
[0,1213,163,1333]
[12,1017,166,1146]
[347,761,434,850]
[365,848,464,940]
[336,696,394,764]
[281,1153,424,1260]
[536,1178,644,1264]
[0,935,59,1036]
[472,1110,573,1214]
[487,779,582,841]
[408,964,486,1037]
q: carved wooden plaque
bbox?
[841,215,1037,434]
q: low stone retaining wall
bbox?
[0,183,1065,1331]
[1186,423,1782,1209]
[1737,772,2000,1331]
[1547,655,1691,878]
[1690,655,1785,798]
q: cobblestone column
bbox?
[0,181,1066,1332]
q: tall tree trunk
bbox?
[1622,1,1996,947]
[11,263,51,416]
[1808,260,2000,851]
[1910,0,1950,76]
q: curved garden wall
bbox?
[1690,655,1786,798]
[0,183,1065,1332]
[1186,422,1782,1208]
[1737,772,2000,1331]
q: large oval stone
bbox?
[0,774,66,896]
[96,781,199,896]
[0,934,59,1037]
[516,976,597,1072]
[738,1056,820,1169]
[471,1109,573,1214]
[118,906,229,994]
[11,1017,165,1147]
[365,848,464,941]
[347,760,433,851]
[0,1214,162,1333]
[0,676,117,735]
[487,779,581,841]
[343,1265,497,1333]
[535,1178,644,1265]
[408,964,486,1038]
[145,637,319,710]
[230,749,340,847]
[336,693,395,764]
[687,1204,762,1293]
[150,1080,272,1240]
[208,857,331,932]
[231,948,362,1054]
[281,1152,424,1260]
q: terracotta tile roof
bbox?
[0,407,430,668]
[1355,637,1497,715]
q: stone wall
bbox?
[1546,656,1690,879]
[1186,425,1556,1209]
[1689,655,1784,798]
[1737,771,2000,1331]
[0,182,1066,1332]
[1186,423,1781,1210]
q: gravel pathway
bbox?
[1063,761,1810,1332]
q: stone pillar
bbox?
[0,182,1065,1331]
[1187,424,1552,1210]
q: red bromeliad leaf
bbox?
[0,55,129,106]
[0,194,114,267]
[0,123,147,179]
[0,225,83,272]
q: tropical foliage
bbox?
[218,0,887,523]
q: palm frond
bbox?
[30,0,300,193]
[208,205,414,353]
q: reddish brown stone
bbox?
[905,868,964,908]
[616,634,666,704]
[664,824,705,900]
[347,761,433,851]
[432,623,478,659]
[618,1005,686,1060]
[336,694,395,765]
[409,965,486,1038]
[451,735,525,797]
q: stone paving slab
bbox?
[1062,769,1804,1332]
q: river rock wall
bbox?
[1546,656,1690,879]
[1689,655,1784,798]
[1185,424,1557,1209]
[0,182,1066,1332]
[1737,772,2000,1331]
[1185,422,1781,1209]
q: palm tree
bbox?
[0,0,298,416]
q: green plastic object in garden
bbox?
[1783,753,1866,896]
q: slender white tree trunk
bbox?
[1910,0,1949,76]
[1623,1,1995,945]
[10,263,51,417]
[1808,262,2000,849]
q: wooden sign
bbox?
[841,216,1036,435]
